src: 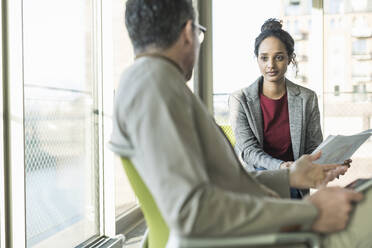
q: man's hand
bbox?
[289,151,348,189]
[306,187,363,233]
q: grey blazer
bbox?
[109,56,317,240]
[229,77,323,172]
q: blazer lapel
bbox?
[286,80,302,160]
[244,78,264,145]
[248,98,264,145]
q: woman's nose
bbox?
[267,58,275,68]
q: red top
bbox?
[260,92,294,162]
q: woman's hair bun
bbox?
[261,18,282,32]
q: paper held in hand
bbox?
[345,178,372,192]
[311,129,372,164]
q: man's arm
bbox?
[249,169,291,198]
[249,152,361,234]
[249,152,348,198]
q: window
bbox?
[212,0,372,186]
[324,0,372,184]
[212,0,321,124]
[23,0,100,246]
[4,0,141,247]
[213,0,284,124]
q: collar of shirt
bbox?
[135,53,185,79]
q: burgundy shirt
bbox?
[260,92,294,162]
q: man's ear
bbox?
[183,20,194,45]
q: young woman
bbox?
[229,19,323,198]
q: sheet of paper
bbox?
[345,178,372,192]
[312,130,371,164]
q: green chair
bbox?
[220,125,236,147]
[120,157,321,248]
[121,157,169,248]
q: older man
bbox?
[109,0,371,247]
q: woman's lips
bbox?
[267,71,278,76]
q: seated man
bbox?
[109,0,370,247]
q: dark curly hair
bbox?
[254,18,297,71]
[125,0,195,52]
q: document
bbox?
[312,129,372,165]
[345,178,372,192]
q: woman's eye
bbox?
[276,55,284,61]
[260,56,268,61]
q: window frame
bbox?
[3,0,27,246]
[101,0,116,237]
[0,0,6,247]
[2,0,117,247]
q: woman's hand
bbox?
[280,161,293,169]
[289,151,348,189]
[335,159,352,179]
[343,159,352,168]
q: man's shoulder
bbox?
[116,57,198,121]
[122,57,184,88]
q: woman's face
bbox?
[257,36,289,84]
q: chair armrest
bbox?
[168,232,320,248]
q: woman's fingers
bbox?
[343,159,352,168]
[320,163,342,171]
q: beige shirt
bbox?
[109,55,318,237]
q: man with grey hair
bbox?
[109,0,372,247]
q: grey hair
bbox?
[125,0,196,52]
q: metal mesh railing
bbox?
[24,87,99,246]
[213,94,230,125]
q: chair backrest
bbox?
[121,158,169,248]
[220,125,236,147]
